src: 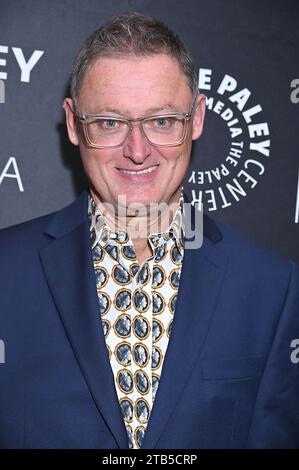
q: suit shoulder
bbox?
[0,212,54,247]
[205,213,298,280]
[0,191,88,262]
[0,212,60,283]
[0,191,87,245]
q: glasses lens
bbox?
[143,116,185,145]
[86,117,129,147]
[83,115,187,147]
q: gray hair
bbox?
[70,12,198,106]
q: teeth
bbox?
[119,165,158,175]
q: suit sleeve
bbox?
[246,261,299,448]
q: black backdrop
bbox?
[0,0,298,264]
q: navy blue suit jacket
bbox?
[0,190,299,449]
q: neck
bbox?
[90,189,182,264]
[91,189,182,239]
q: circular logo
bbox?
[188,69,271,211]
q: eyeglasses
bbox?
[73,93,198,149]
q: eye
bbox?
[144,117,173,130]
[102,119,118,129]
[154,118,170,128]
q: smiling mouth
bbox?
[117,165,159,175]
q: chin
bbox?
[117,191,161,206]
[122,199,153,209]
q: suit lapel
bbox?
[39,191,228,450]
[140,211,228,449]
[39,191,128,449]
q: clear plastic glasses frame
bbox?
[73,92,199,149]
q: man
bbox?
[0,13,298,450]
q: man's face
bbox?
[64,54,205,211]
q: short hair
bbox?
[70,12,198,106]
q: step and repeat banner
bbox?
[0,0,298,264]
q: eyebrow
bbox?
[90,104,177,117]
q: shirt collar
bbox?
[88,190,185,256]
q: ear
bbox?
[191,93,206,140]
[63,98,79,146]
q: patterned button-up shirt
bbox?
[88,190,185,449]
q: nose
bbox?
[123,123,152,164]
